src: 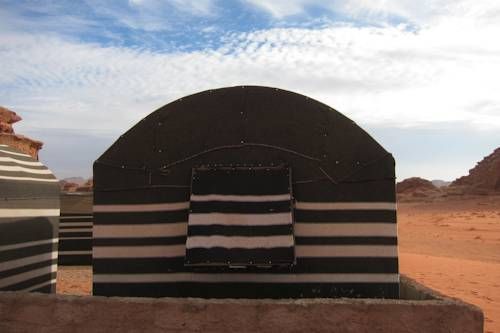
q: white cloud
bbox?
[1,1,500,139]
[244,0,500,29]
[168,0,216,16]
[1,1,500,179]
[83,0,217,32]
[125,0,216,18]
[337,0,451,23]
[244,0,315,18]
[0,1,218,38]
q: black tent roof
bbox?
[95,86,394,198]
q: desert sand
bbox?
[56,266,92,296]
[399,196,500,333]
[56,195,500,332]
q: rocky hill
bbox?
[60,178,93,192]
[397,177,442,200]
[63,177,86,186]
[432,180,451,188]
[450,147,500,194]
[0,106,43,159]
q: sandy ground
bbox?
[56,266,92,296]
[399,195,500,333]
[56,195,500,332]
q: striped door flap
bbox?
[185,166,295,267]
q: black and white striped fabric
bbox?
[91,86,399,299]
[185,166,294,267]
[92,193,398,298]
[58,193,93,266]
[0,144,59,293]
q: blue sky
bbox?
[1,0,499,181]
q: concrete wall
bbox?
[0,277,483,333]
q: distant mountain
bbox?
[61,177,86,186]
[451,147,500,193]
[431,180,451,188]
[396,177,443,201]
[397,177,438,193]
[76,179,93,192]
[60,177,92,192]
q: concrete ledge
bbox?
[0,276,483,333]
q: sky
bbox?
[1,0,499,181]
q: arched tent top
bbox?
[95,86,394,191]
[0,143,59,199]
[92,87,398,299]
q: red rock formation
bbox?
[60,181,80,192]
[396,177,442,201]
[0,106,43,159]
[397,177,438,194]
[0,106,22,131]
[76,179,93,192]
[0,121,14,134]
[451,147,500,193]
[60,178,93,192]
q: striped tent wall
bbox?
[58,193,93,266]
[93,182,397,298]
[185,166,295,267]
[0,144,60,293]
[93,86,398,299]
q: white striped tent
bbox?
[58,192,92,265]
[0,144,59,293]
[184,166,295,267]
[93,86,399,299]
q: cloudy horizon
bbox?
[1,0,499,181]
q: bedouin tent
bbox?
[0,144,59,293]
[93,86,398,298]
[58,192,93,266]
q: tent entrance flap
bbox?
[184,165,295,267]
